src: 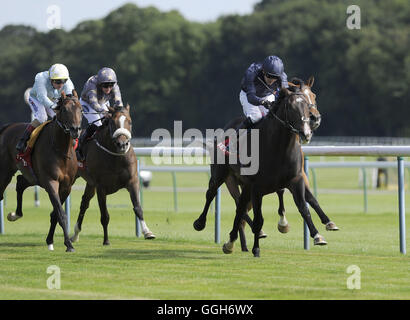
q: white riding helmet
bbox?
[49,63,69,80]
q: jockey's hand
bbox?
[261,99,272,108]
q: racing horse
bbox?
[0,91,82,252]
[194,77,329,251]
[70,105,155,245]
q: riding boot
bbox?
[217,117,255,154]
[77,124,98,161]
[16,124,35,153]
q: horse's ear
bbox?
[72,89,78,98]
[306,76,315,88]
[281,88,291,96]
[125,103,130,112]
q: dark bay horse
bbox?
[194,77,328,251]
[0,91,82,252]
[70,105,155,245]
[195,86,338,257]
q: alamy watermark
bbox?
[346,5,361,30]
[346,265,361,290]
[46,265,61,290]
[151,121,260,175]
[46,5,62,30]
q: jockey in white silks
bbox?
[16,63,75,153]
[76,67,124,160]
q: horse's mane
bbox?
[0,123,12,136]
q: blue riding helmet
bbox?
[262,56,284,77]
[97,67,117,85]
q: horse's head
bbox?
[274,87,313,143]
[55,90,83,139]
[105,104,132,154]
[289,76,321,131]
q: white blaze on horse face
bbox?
[304,89,313,105]
[113,115,132,139]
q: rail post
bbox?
[215,187,221,244]
[397,157,406,254]
[303,156,310,250]
[0,199,4,234]
[136,158,141,237]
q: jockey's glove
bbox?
[261,99,272,108]
[50,103,58,110]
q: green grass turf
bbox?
[0,157,409,299]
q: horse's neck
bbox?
[96,125,115,150]
[53,120,72,153]
[261,114,300,160]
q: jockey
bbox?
[16,63,75,153]
[77,67,124,160]
[239,55,289,129]
[218,55,288,153]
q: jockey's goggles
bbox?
[264,72,280,80]
[101,82,115,88]
[52,79,67,84]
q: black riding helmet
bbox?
[262,55,284,78]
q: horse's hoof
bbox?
[193,219,205,231]
[222,242,233,254]
[314,234,327,246]
[70,235,79,243]
[278,223,290,234]
[144,232,156,240]
[7,212,22,222]
[258,230,268,239]
[241,247,249,252]
[326,221,339,231]
[48,244,54,251]
[252,248,260,257]
[66,247,75,253]
[103,240,110,246]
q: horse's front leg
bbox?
[44,180,74,252]
[127,180,155,239]
[251,188,264,257]
[96,188,111,245]
[304,186,339,231]
[288,177,327,246]
[71,183,96,243]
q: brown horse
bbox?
[0,91,82,252]
[194,77,327,251]
[70,105,155,245]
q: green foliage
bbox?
[0,1,409,136]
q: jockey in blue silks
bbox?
[218,55,289,153]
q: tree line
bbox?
[0,0,409,137]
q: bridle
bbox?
[268,92,310,136]
[95,110,132,156]
[55,96,82,134]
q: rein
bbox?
[268,93,310,136]
[94,116,131,157]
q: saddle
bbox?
[16,121,52,168]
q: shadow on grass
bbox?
[100,248,216,261]
[0,242,43,248]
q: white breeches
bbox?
[28,96,56,124]
[80,98,110,127]
[239,90,275,123]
